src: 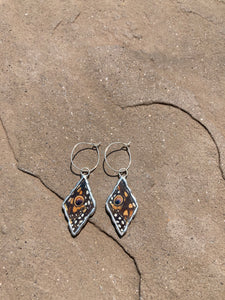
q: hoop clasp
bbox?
[71,142,101,176]
[104,142,131,178]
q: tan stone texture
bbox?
[0,0,225,299]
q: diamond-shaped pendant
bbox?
[62,175,96,237]
[106,177,138,236]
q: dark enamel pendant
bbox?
[106,177,138,236]
[62,175,96,237]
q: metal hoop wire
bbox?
[71,142,101,176]
[104,142,131,177]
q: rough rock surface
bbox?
[0,123,139,299]
[1,0,225,299]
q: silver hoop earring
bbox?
[62,142,101,237]
[104,142,138,237]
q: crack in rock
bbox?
[178,4,225,36]
[2,96,225,299]
[89,220,142,300]
[18,167,142,300]
[0,116,142,300]
[17,166,63,200]
[52,20,63,32]
[0,117,17,162]
[120,101,225,181]
[180,7,218,25]
[52,12,81,33]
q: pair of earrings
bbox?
[62,142,138,237]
